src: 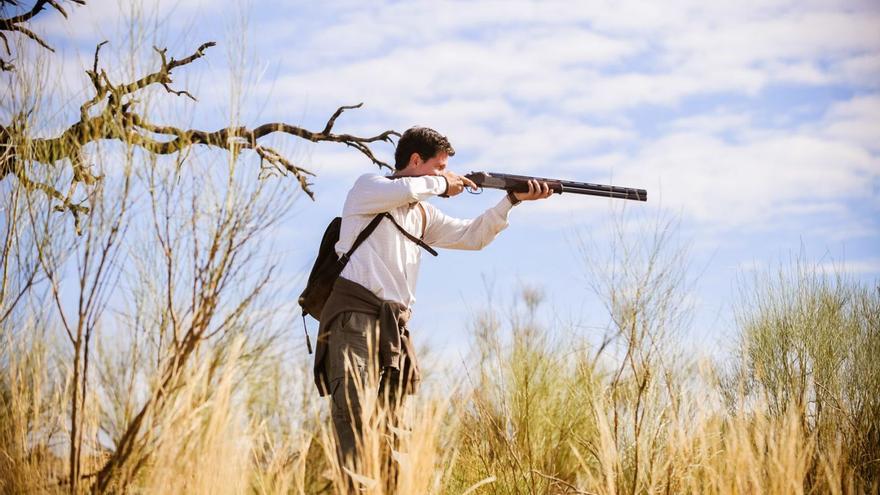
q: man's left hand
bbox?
[514,179,554,201]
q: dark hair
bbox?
[394,126,455,170]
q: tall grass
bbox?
[447,290,602,494]
[442,217,877,494]
[2,231,877,494]
[733,262,880,490]
[3,189,877,493]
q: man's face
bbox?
[406,151,448,176]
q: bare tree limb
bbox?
[5,21,51,50]
[3,40,399,211]
[11,164,88,232]
[0,0,86,70]
[1,0,84,24]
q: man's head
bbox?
[394,126,456,175]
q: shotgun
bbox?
[464,171,647,202]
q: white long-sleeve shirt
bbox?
[336,173,515,307]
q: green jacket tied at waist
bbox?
[314,276,421,396]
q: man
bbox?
[314,126,552,480]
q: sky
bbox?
[20,0,880,364]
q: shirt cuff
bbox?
[423,176,447,196]
[494,196,515,217]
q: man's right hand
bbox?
[439,170,478,197]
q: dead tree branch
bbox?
[0,0,85,71]
[1,40,400,218]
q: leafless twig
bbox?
[0,0,86,70]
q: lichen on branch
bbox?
[1,39,400,230]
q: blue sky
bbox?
[27,0,880,363]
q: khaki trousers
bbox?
[326,311,406,488]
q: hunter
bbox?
[313,126,552,478]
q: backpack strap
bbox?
[384,212,438,256]
[339,213,385,265]
[340,210,438,265]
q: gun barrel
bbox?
[467,171,647,202]
[561,184,646,201]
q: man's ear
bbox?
[408,152,422,168]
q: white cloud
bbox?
[252,1,880,114]
[834,53,880,84]
[245,0,879,233]
[616,130,876,227]
[821,96,880,153]
[817,259,880,275]
[667,111,753,135]
[35,0,210,43]
[16,0,879,236]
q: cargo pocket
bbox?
[337,312,372,372]
[330,376,362,426]
[329,378,346,419]
[329,312,380,388]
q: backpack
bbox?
[298,208,437,353]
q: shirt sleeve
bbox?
[422,196,515,250]
[342,173,448,215]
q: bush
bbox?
[734,263,880,489]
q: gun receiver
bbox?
[464,171,647,202]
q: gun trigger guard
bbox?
[467,186,483,195]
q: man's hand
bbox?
[439,170,478,197]
[513,179,554,202]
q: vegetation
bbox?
[1,1,878,493]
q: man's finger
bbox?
[462,176,478,190]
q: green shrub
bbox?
[735,263,880,488]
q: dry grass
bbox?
[5,252,874,494]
